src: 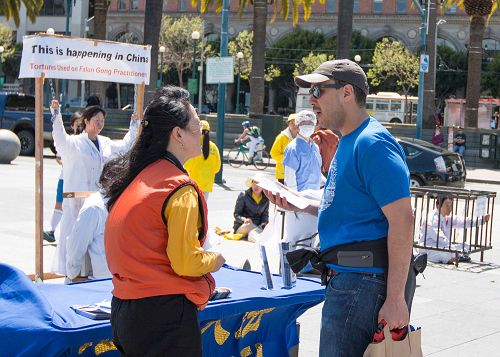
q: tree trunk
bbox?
[423,0,437,129]
[249,0,267,114]
[143,0,163,105]
[93,0,110,107]
[464,15,486,128]
[177,68,184,88]
[337,0,354,59]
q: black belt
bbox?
[286,238,388,272]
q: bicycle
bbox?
[227,143,270,170]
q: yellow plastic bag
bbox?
[223,233,244,241]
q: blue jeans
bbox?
[453,145,465,156]
[319,272,386,357]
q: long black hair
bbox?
[100,85,192,210]
[202,129,210,160]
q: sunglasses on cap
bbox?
[309,83,345,99]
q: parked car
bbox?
[0,92,70,155]
[397,137,466,188]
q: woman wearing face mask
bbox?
[282,110,322,272]
[50,100,139,277]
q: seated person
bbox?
[233,174,269,239]
[418,194,489,264]
[65,192,111,282]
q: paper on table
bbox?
[255,177,310,209]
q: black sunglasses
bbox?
[309,83,345,99]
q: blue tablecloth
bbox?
[0,263,324,356]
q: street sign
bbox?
[420,54,429,73]
[206,57,234,84]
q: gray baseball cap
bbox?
[295,59,369,95]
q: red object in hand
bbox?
[373,319,407,342]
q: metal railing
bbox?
[411,186,496,265]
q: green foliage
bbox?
[0,21,15,60]
[193,0,322,26]
[367,38,419,96]
[293,52,335,77]
[228,30,280,82]
[0,0,43,27]
[159,16,203,87]
[435,45,467,108]
[482,53,500,98]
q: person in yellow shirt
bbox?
[270,114,298,183]
[184,120,221,200]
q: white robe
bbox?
[418,210,474,263]
[66,192,111,280]
[51,112,138,275]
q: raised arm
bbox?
[108,113,140,155]
[51,100,75,155]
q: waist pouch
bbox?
[286,238,427,313]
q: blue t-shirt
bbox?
[283,136,322,192]
[318,117,410,273]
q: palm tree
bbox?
[443,0,499,128]
[93,0,111,107]
[337,0,354,59]
[194,0,316,114]
[249,0,269,114]
[0,0,42,27]
[143,0,163,103]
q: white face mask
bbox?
[299,125,315,138]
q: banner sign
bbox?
[19,35,151,84]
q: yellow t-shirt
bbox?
[184,141,221,192]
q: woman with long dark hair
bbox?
[101,86,225,356]
[184,120,221,200]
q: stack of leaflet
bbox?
[280,242,296,289]
[259,245,274,290]
[71,300,111,320]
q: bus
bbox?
[366,92,418,124]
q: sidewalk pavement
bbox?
[466,168,500,185]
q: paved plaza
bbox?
[1,150,499,356]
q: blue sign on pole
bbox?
[420,54,429,73]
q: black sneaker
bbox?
[43,231,55,243]
[458,255,471,263]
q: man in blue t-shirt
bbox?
[265,59,413,356]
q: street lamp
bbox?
[434,19,446,88]
[158,45,165,88]
[191,31,200,80]
[236,51,244,114]
[190,31,200,103]
[354,54,361,63]
[46,28,55,35]
[0,46,5,88]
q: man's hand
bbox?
[378,296,409,330]
[130,113,138,122]
[51,100,60,109]
[234,138,240,144]
[243,218,252,224]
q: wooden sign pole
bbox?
[35,75,45,282]
[135,82,145,119]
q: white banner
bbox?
[19,35,151,84]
